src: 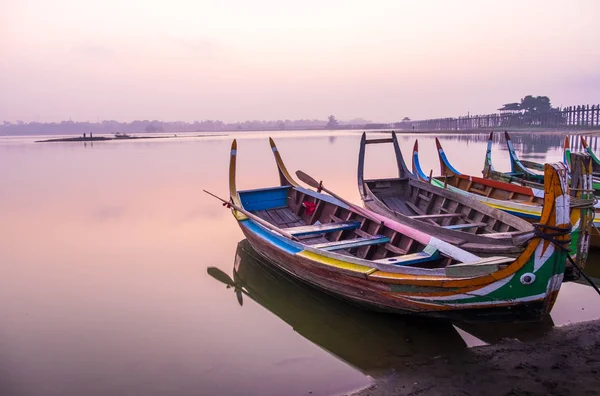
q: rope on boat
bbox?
[570,197,597,209]
[532,223,600,297]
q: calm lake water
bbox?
[1,131,599,396]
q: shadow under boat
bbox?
[207,240,556,376]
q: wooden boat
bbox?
[357,132,533,255]
[215,137,571,321]
[503,135,600,194]
[580,137,600,174]
[566,137,600,192]
[207,240,468,375]
[482,131,545,189]
[412,137,594,276]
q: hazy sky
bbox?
[1,0,599,123]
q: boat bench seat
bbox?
[287,221,361,237]
[312,235,390,251]
[372,245,440,266]
[442,222,487,230]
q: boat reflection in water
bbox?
[208,240,555,376]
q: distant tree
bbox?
[325,115,339,129]
[520,95,552,114]
[145,123,164,133]
[498,96,555,115]
[402,117,411,122]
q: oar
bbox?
[207,267,245,306]
[203,190,299,241]
[207,267,236,287]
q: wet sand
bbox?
[349,319,600,396]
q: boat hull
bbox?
[239,220,562,322]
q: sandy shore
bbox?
[348,319,600,396]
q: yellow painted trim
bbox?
[228,139,247,220]
[297,250,373,274]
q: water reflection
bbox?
[209,240,468,377]
[208,240,571,376]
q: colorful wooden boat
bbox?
[216,137,571,321]
[505,135,600,193]
[412,137,594,276]
[564,137,600,196]
[357,132,533,256]
[580,137,600,174]
[482,131,545,189]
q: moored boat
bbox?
[211,138,572,321]
[412,137,595,277]
[479,132,544,189]
[484,131,600,196]
[357,132,533,256]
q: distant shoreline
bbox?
[8,128,600,141]
[34,134,224,143]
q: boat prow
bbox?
[505,131,545,176]
[435,137,462,177]
[481,131,544,189]
[563,136,572,172]
[411,140,430,181]
[268,137,301,187]
[482,131,495,177]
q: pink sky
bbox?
[1,0,599,123]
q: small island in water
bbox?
[35,132,217,143]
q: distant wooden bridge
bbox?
[401,104,600,131]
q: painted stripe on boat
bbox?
[296,250,374,274]
[241,219,302,254]
[404,274,515,301]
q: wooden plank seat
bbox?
[312,235,390,251]
[286,221,361,237]
[442,222,487,230]
[469,187,488,195]
[373,245,440,266]
[409,213,463,220]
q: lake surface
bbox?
[1,131,599,396]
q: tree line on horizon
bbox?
[0,117,375,135]
[1,95,572,135]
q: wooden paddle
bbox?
[207,267,246,306]
[203,190,299,241]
